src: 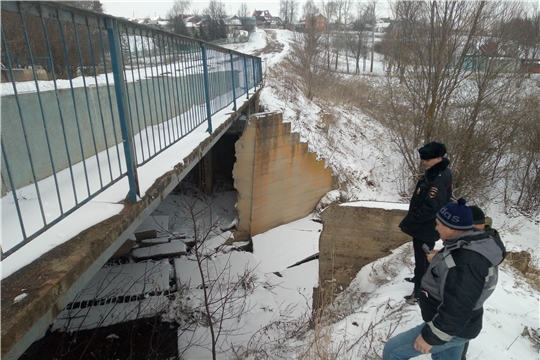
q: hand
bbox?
[414,334,432,354]
[426,249,439,263]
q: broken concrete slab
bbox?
[134,215,170,239]
[131,240,187,261]
[51,295,170,332]
[69,259,172,303]
[139,237,172,247]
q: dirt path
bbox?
[251,30,285,57]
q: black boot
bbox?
[404,292,418,304]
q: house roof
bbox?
[253,9,272,22]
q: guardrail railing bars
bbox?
[1,0,262,258]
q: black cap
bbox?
[469,205,486,225]
[418,141,447,160]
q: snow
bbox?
[4,27,540,359]
[251,216,320,274]
[164,28,539,360]
[343,201,410,211]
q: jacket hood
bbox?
[445,228,506,266]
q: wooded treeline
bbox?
[285,0,540,215]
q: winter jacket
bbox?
[419,229,506,345]
[399,158,452,243]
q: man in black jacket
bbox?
[383,198,506,360]
[399,141,452,302]
[460,205,505,360]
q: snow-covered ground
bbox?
[7,28,540,359]
[165,28,539,359]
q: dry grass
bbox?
[296,317,347,360]
[505,251,540,292]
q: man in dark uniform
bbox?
[399,141,452,303]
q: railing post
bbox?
[106,18,139,202]
[229,51,237,111]
[252,57,256,91]
[243,55,249,99]
[259,58,263,84]
[200,42,213,134]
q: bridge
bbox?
[1,2,264,358]
[1,2,341,359]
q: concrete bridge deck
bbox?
[0,92,259,360]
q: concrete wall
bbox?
[315,204,410,308]
[1,70,237,196]
[233,112,335,239]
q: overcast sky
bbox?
[100,0,293,19]
[100,0,393,19]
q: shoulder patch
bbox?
[429,187,438,198]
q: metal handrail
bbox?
[0,1,263,258]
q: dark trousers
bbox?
[412,238,435,297]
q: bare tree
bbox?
[303,0,318,19]
[73,1,104,12]
[167,0,192,36]
[1,1,106,80]
[161,184,261,360]
[280,0,298,28]
[321,1,337,69]
[237,2,249,20]
[377,1,538,204]
[290,0,299,27]
[236,3,254,31]
[279,0,289,25]
[348,1,372,73]
[202,0,228,42]
[503,93,540,216]
[287,9,326,100]
[365,0,377,72]
[332,0,348,70]
[341,0,353,73]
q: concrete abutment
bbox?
[232,112,337,241]
[313,204,410,311]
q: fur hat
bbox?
[469,205,486,225]
[418,141,447,160]
[437,198,474,230]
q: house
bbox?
[253,10,272,26]
[272,16,283,27]
[226,15,256,32]
[298,13,327,31]
[225,15,242,29]
[375,18,391,33]
[184,16,203,36]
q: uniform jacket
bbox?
[399,158,452,242]
[419,229,506,345]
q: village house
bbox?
[252,10,272,27]
[298,13,327,31]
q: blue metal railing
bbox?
[0,1,263,258]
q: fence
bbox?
[0,1,262,258]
